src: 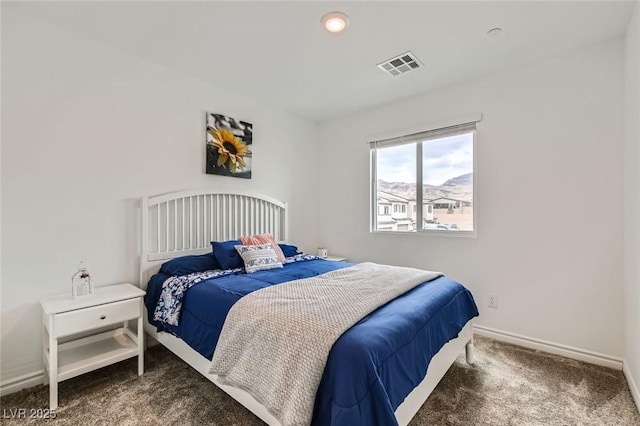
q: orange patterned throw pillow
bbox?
[239,233,285,262]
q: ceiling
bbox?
[6,1,636,122]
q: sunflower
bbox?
[210,128,251,172]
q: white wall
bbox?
[624,1,640,406]
[0,9,318,383]
[318,39,625,357]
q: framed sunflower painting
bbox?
[206,113,253,179]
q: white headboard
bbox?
[140,189,288,288]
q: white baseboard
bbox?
[473,325,623,370]
[0,370,44,397]
[623,362,640,413]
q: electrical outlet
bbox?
[488,295,498,309]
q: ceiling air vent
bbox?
[377,51,422,77]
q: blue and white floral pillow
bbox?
[235,243,284,273]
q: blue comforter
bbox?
[145,259,478,426]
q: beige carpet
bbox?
[1,336,638,425]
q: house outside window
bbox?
[370,119,478,236]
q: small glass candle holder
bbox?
[71,263,93,298]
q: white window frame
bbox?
[369,120,479,238]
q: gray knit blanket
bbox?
[209,262,442,426]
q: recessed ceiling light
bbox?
[321,11,350,33]
[487,27,502,37]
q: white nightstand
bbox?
[41,283,146,409]
[323,256,347,262]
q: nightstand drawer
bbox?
[54,298,140,338]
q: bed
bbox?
[140,189,479,426]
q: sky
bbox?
[376,132,473,185]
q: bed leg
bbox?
[465,337,475,365]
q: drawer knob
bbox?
[99,315,106,320]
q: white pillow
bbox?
[235,243,284,273]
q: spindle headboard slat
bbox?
[140,189,287,288]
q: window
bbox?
[370,120,477,235]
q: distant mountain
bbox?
[442,173,472,186]
[378,172,473,202]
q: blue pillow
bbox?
[160,253,220,276]
[279,243,300,257]
[211,240,243,270]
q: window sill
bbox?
[370,230,477,238]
